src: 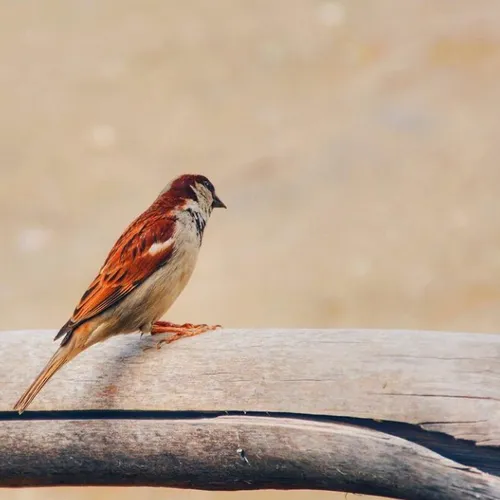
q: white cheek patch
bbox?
[183,199,199,211]
[148,238,173,256]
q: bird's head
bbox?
[159,174,226,215]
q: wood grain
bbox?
[3,329,500,442]
[2,328,500,498]
[2,415,500,499]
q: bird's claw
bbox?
[147,321,222,349]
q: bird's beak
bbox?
[212,194,227,209]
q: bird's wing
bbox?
[55,211,177,340]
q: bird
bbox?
[14,173,226,414]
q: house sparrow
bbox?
[14,174,226,414]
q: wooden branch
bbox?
[1,328,500,499]
[2,416,499,499]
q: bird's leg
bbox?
[150,321,221,349]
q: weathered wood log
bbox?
[1,329,500,499]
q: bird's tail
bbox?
[13,340,82,414]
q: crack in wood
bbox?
[375,392,500,402]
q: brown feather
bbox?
[13,335,84,414]
[59,212,176,345]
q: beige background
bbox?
[2,1,500,499]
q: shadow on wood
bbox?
[1,328,500,499]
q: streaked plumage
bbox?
[14,174,226,413]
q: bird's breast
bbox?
[148,223,201,316]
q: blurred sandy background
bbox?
[2,1,500,499]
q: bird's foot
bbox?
[150,321,221,349]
